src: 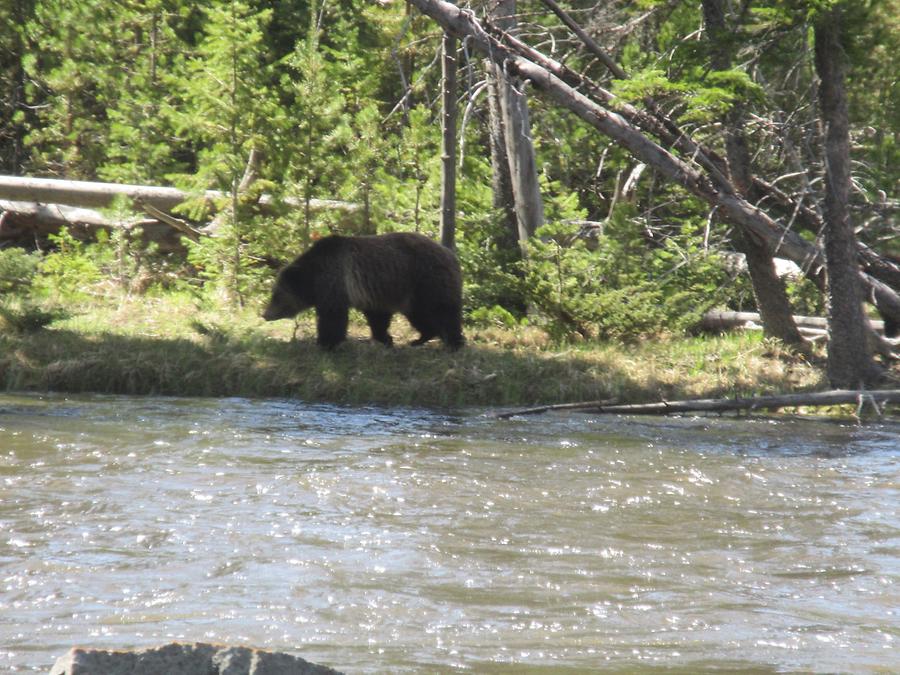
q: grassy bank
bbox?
[0,291,842,409]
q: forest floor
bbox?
[1,290,864,412]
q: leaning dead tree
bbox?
[404,0,900,373]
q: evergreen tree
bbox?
[0,0,35,175]
[286,0,346,242]
[178,0,281,303]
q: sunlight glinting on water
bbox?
[0,394,897,672]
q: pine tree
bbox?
[178,0,279,304]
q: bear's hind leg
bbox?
[364,311,394,347]
[316,306,349,349]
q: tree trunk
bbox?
[485,0,543,254]
[702,0,804,346]
[439,31,458,249]
[485,66,519,254]
[814,8,883,387]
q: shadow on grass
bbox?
[0,326,645,408]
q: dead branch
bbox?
[496,389,900,418]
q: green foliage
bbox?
[0,247,64,334]
[523,213,731,342]
[39,228,107,297]
[468,305,525,329]
[284,2,348,241]
[0,298,67,334]
[0,247,41,294]
[376,105,441,233]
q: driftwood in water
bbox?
[496,389,900,418]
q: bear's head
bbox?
[262,263,315,321]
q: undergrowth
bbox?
[0,290,828,408]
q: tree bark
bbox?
[439,30,457,249]
[814,8,883,387]
[485,66,520,254]
[702,0,804,346]
[485,0,544,254]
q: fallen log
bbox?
[496,389,900,418]
[0,175,359,216]
[0,199,185,252]
[0,176,364,250]
[700,310,887,334]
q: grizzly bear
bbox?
[263,232,465,350]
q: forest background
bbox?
[0,0,898,406]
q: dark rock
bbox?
[49,642,342,675]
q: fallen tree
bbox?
[0,175,359,216]
[0,199,186,252]
[699,310,888,335]
[496,389,900,419]
[0,175,362,250]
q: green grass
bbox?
[0,291,840,409]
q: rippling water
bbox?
[0,394,897,672]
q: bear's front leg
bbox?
[364,311,394,347]
[316,305,349,349]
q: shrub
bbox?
[522,213,731,341]
[0,248,41,294]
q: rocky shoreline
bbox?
[50,642,342,675]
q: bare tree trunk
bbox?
[485,67,519,254]
[440,30,458,249]
[814,8,883,387]
[485,0,543,254]
[702,0,804,346]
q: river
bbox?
[0,394,897,672]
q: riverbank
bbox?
[0,292,849,409]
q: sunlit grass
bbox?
[0,290,834,408]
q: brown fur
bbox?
[263,232,464,349]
